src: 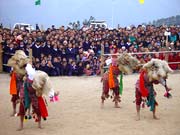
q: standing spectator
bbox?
[92,57,100,75]
[41,40,52,56]
[104,40,110,54]
[51,43,61,58]
[83,38,91,51]
[31,40,41,59]
[3,41,16,72]
[65,43,76,60]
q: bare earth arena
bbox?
[0,73,180,135]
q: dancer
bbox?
[7,50,59,130]
[101,57,121,108]
[101,53,139,108]
[135,59,173,120]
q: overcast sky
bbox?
[0,0,180,29]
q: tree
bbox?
[83,19,89,26]
[67,21,80,30]
[68,16,96,29]
[77,21,80,30]
[67,22,73,29]
[142,14,180,27]
[89,16,95,23]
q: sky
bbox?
[0,0,180,29]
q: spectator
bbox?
[65,43,76,60]
[84,64,93,76]
[83,38,91,51]
[46,60,57,76]
[1,24,180,76]
[32,40,41,59]
[69,61,78,76]
[77,62,84,76]
[61,58,70,76]
[39,59,48,73]
[52,57,61,76]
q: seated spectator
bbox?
[92,57,100,75]
[52,57,61,76]
[46,60,57,76]
[34,61,40,70]
[39,59,49,73]
[77,62,84,76]
[84,64,93,76]
[61,58,70,76]
[69,61,78,76]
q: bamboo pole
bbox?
[29,48,33,63]
[100,44,105,76]
[102,50,180,56]
[0,35,3,72]
[0,40,2,72]
[165,35,169,62]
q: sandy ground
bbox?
[0,73,180,135]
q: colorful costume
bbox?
[10,72,23,104]
[101,65,121,103]
[19,78,48,121]
[101,72,109,99]
[135,70,158,111]
[7,50,58,124]
[19,64,57,121]
[108,64,121,103]
[101,53,139,107]
[135,58,173,118]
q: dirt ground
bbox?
[0,73,180,135]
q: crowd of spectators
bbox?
[0,24,180,76]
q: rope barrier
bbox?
[101,50,180,73]
[102,50,180,56]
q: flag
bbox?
[119,72,123,95]
[9,72,17,95]
[139,0,144,4]
[35,0,41,5]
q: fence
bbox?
[100,49,180,76]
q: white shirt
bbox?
[25,63,36,80]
